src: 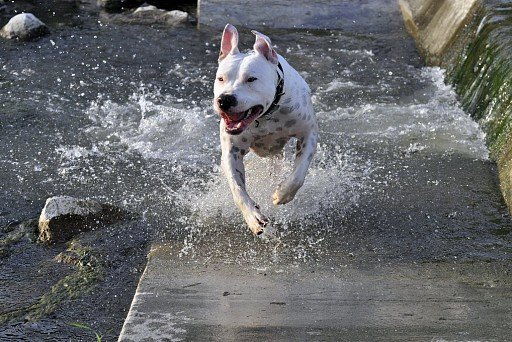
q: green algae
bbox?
[445,2,512,210]
[451,3,512,160]
[0,241,104,324]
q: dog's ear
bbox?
[251,30,278,65]
[219,24,239,62]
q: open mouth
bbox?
[220,105,264,135]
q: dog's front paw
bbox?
[272,182,300,205]
[243,205,269,236]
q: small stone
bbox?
[102,5,189,26]
[164,10,189,26]
[0,13,49,40]
[133,5,158,14]
[132,6,189,26]
[38,196,128,243]
[97,0,143,12]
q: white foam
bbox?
[320,79,365,93]
[85,89,218,163]
[183,143,372,228]
[315,67,489,160]
[56,145,101,161]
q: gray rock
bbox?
[0,13,49,40]
[102,5,189,26]
[97,0,143,12]
[164,10,189,26]
[133,4,158,13]
[38,196,128,243]
[133,6,189,25]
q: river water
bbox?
[1,1,511,340]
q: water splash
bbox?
[49,56,492,266]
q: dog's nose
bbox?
[217,94,237,111]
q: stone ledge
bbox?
[398,0,479,64]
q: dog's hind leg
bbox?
[272,130,318,205]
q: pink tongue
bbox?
[224,110,248,129]
[230,112,246,121]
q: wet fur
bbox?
[213,24,318,235]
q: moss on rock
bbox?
[0,241,104,324]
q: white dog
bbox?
[213,24,318,235]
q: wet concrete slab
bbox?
[118,244,512,341]
[198,0,403,33]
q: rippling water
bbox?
[2,15,507,262]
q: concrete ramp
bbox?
[118,244,512,341]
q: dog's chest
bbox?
[246,112,302,157]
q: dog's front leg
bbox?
[273,130,318,205]
[221,141,269,235]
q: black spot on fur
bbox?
[296,137,305,152]
[285,119,297,128]
[280,106,292,115]
[271,143,285,153]
[235,168,245,184]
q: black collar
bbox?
[262,62,285,118]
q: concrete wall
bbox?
[399,0,512,214]
[398,0,479,65]
[198,0,402,33]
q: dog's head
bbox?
[213,24,280,135]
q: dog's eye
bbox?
[217,76,224,82]
[247,77,258,83]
